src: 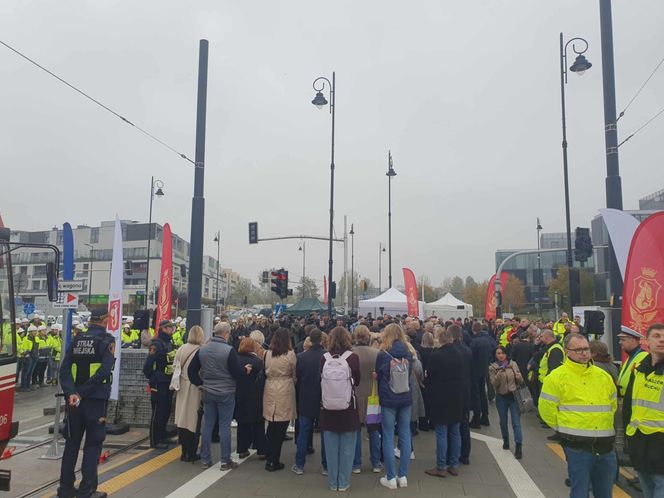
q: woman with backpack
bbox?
[375,323,413,489]
[319,327,361,491]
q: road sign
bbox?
[23,303,35,315]
[53,292,79,309]
[59,280,84,292]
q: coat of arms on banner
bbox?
[629,267,662,332]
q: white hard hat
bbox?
[76,323,85,330]
[127,317,134,322]
[38,325,47,331]
[28,325,38,332]
[72,320,80,326]
[17,327,25,334]
[175,317,182,322]
[52,324,62,331]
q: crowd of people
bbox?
[41,305,664,498]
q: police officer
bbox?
[617,325,649,397]
[58,308,115,498]
[143,319,176,448]
[539,333,617,498]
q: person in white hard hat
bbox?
[33,325,50,387]
[19,325,39,390]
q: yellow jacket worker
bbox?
[539,333,617,498]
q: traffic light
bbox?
[262,271,269,284]
[281,270,289,299]
[270,268,289,299]
[574,227,593,263]
[271,270,282,296]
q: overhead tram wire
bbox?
[0,39,194,165]
[619,105,664,148]
[617,54,664,122]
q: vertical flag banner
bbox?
[402,267,419,317]
[621,212,664,336]
[323,276,328,305]
[107,217,124,400]
[599,208,640,281]
[485,272,508,321]
[155,223,173,326]
[62,223,74,346]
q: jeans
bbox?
[459,409,471,461]
[495,394,523,445]
[201,393,235,465]
[20,357,37,389]
[323,431,356,490]
[381,405,412,480]
[295,415,314,469]
[563,447,616,498]
[353,427,381,469]
[638,471,664,498]
[435,423,460,470]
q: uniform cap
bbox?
[90,308,108,320]
[159,319,174,328]
[618,326,643,339]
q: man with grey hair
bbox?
[188,321,250,470]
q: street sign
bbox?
[59,280,84,292]
[53,292,79,309]
[23,303,35,315]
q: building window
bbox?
[90,227,99,244]
[32,280,41,290]
[56,230,64,245]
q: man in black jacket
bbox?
[469,322,496,428]
[292,329,326,474]
[449,324,473,465]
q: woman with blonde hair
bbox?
[375,323,413,489]
[174,325,205,462]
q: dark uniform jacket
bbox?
[143,331,174,387]
[295,344,326,418]
[60,323,115,400]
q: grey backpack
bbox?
[387,352,410,394]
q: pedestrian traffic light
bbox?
[574,227,593,263]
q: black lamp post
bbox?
[536,218,543,317]
[84,243,94,305]
[145,176,164,307]
[378,242,386,294]
[311,72,336,319]
[386,151,396,289]
[559,33,591,311]
[349,224,355,310]
[298,241,306,298]
[214,231,220,313]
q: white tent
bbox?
[358,287,425,319]
[424,292,474,319]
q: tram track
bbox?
[15,435,150,498]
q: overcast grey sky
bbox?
[1,1,662,287]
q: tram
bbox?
[0,222,60,490]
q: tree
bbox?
[503,273,526,312]
[228,279,265,307]
[548,266,595,307]
[465,276,476,290]
[450,276,465,298]
[463,279,488,318]
[295,276,320,300]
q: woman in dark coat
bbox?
[235,337,266,459]
[425,328,464,478]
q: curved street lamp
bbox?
[311,72,336,318]
[560,33,591,311]
[145,177,164,307]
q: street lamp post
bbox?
[386,151,396,289]
[311,72,336,319]
[214,231,220,313]
[145,176,164,307]
[378,242,386,294]
[559,33,592,311]
[536,218,542,317]
[298,241,306,298]
[84,243,94,304]
[350,224,354,310]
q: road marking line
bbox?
[17,421,53,436]
[546,443,631,498]
[163,451,255,498]
[471,432,545,498]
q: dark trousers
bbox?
[470,376,489,420]
[58,398,107,498]
[149,384,173,447]
[294,417,314,450]
[265,421,289,465]
[237,420,267,455]
[453,409,471,461]
[32,359,47,385]
[178,428,198,460]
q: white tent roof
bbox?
[360,287,407,304]
[358,287,425,319]
[429,292,469,307]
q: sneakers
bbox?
[337,486,350,492]
[321,468,328,476]
[397,476,408,488]
[291,465,304,475]
[201,461,212,469]
[394,447,400,459]
[230,420,238,428]
[380,477,397,490]
[220,461,238,471]
[372,466,383,473]
[352,467,361,474]
[287,424,295,433]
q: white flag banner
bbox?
[107,217,124,400]
[598,208,640,281]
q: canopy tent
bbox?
[424,292,474,319]
[286,297,327,316]
[358,287,425,319]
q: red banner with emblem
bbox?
[402,267,419,317]
[155,223,173,327]
[485,272,508,321]
[622,212,664,337]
